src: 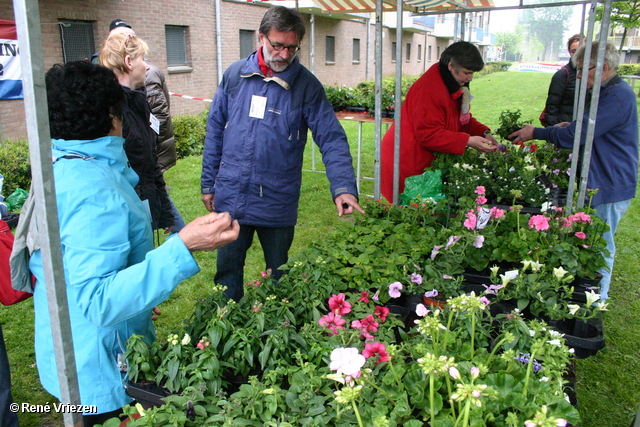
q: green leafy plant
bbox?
[173,110,208,158]
[0,139,31,195]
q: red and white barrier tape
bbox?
[169,92,212,103]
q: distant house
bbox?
[0,0,493,141]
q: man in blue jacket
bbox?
[510,41,638,303]
[201,6,363,301]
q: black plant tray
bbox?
[127,381,174,408]
[569,275,602,303]
[551,312,605,359]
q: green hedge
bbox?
[619,64,640,76]
[0,139,31,196]
[173,110,208,158]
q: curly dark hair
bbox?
[46,61,124,141]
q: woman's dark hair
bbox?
[259,6,306,43]
[46,61,124,141]
[440,41,484,72]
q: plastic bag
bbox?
[399,170,445,206]
[5,188,28,212]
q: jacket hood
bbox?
[51,136,139,187]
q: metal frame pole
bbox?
[391,3,403,204]
[13,0,82,425]
[373,0,383,200]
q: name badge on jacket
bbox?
[249,95,267,119]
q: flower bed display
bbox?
[103,187,610,426]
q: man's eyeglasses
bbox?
[266,35,300,54]
[577,65,596,75]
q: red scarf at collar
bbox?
[257,47,272,77]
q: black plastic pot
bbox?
[126,381,173,408]
[552,312,605,359]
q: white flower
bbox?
[540,376,550,382]
[549,330,564,338]
[449,366,461,380]
[489,265,500,276]
[567,304,581,315]
[547,339,562,347]
[416,303,429,317]
[530,260,544,272]
[181,334,191,346]
[541,202,552,212]
[553,267,568,280]
[585,290,601,307]
[500,270,519,287]
[521,260,532,271]
[330,347,366,378]
[524,165,536,172]
[598,302,609,311]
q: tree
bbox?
[496,30,523,62]
[520,0,573,61]
[597,0,640,51]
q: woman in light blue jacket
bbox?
[30,61,239,426]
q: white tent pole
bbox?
[12,0,83,425]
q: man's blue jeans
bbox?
[215,225,295,301]
[594,199,631,301]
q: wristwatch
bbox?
[483,129,492,138]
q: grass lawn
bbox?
[1,69,639,426]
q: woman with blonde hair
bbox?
[99,33,174,231]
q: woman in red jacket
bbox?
[380,41,499,202]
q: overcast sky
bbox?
[489,0,586,39]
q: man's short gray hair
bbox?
[572,41,620,71]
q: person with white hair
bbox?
[510,41,639,303]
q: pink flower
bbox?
[353,314,379,333]
[445,235,461,250]
[474,186,486,195]
[260,268,272,279]
[463,210,477,230]
[528,215,550,231]
[319,312,346,336]
[330,347,365,378]
[410,273,423,285]
[374,305,390,322]
[475,195,488,205]
[473,235,485,248]
[574,231,587,239]
[416,303,429,317]
[490,206,505,219]
[372,290,380,301]
[359,291,370,303]
[196,339,210,350]
[568,212,592,224]
[389,282,403,298]
[328,293,352,315]
[431,245,443,260]
[362,342,389,364]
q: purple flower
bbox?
[424,289,439,298]
[445,235,461,250]
[410,273,423,285]
[388,282,403,298]
[473,235,485,248]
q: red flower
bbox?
[374,305,390,323]
[363,342,389,364]
[359,291,370,304]
[328,293,352,316]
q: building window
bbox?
[437,46,441,61]
[391,42,397,63]
[352,38,360,63]
[326,36,335,63]
[406,43,411,62]
[58,20,95,63]
[165,25,190,67]
[428,45,432,61]
[239,30,255,59]
[418,44,422,61]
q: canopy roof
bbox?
[305,0,494,13]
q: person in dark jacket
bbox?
[510,42,638,303]
[201,6,364,301]
[0,323,19,427]
[99,33,174,231]
[541,34,582,126]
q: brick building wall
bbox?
[1,0,439,141]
